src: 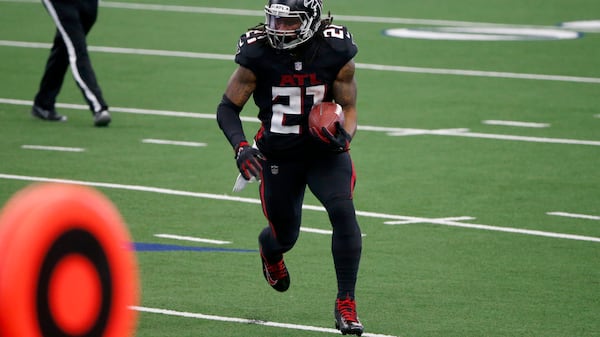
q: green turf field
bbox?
[1,0,599,336]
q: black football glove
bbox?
[235,141,265,180]
[320,122,352,152]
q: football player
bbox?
[216,0,363,335]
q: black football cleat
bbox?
[31,105,67,122]
[260,252,290,292]
[93,110,111,127]
[334,296,364,336]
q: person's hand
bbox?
[314,122,352,152]
[235,142,265,180]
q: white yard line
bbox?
[482,120,550,128]
[0,0,575,29]
[21,145,85,152]
[131,305,399,337]
[142,139,207,147]
[384,216,476,225]
[354,62,600,84]
[300,227,367,237]
[2,98,599,147]
[154,234,231,245]
[1,173,599,243]
[301,227,334,235]
[429,128,600,146]
[1,39,600,84]
[547,212,600,221]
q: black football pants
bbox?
[34,0,107,114]
[258,151,362,299]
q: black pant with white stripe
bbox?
[34,0,108,114]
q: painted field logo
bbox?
[384,26,583,41]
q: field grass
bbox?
[1,0,599,336]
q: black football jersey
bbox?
[235,24,358,158]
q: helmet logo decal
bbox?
[304,0,322,12]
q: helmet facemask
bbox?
[264,3,321,50]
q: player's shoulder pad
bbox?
[318,24,358,55]
[235,29,268,61]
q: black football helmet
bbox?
[264,0,323,50]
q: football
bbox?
[308,102,344,139]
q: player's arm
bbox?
[225,65,256,108]
[217,65,264,180]
[316,59,356,152]
[216,65,257,148]
[332,59,358,138]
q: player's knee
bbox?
[276,229,300,250]
[324,196,353,217]
[324,197,359,231]
[260,225,299,251]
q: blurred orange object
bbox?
[0,182,139,337]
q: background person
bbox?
[32,0,111,127]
